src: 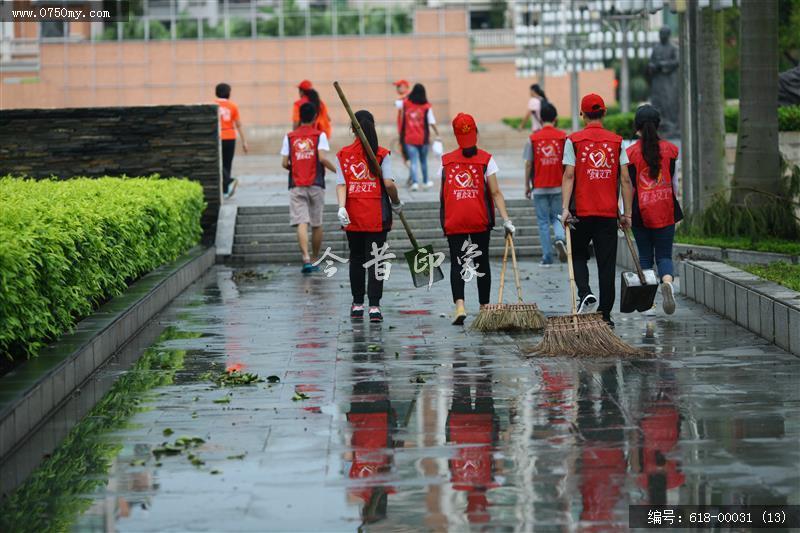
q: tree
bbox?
[697,6,727,209]
[732,0,781,205]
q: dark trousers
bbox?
[347,231,388,307]
[632,224,675,279]
[447,231,491,305]
[221,139,236,193]
[570,217,618,317]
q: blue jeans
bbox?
[405,143,429,185]
[631,224,675,279]
[533,192,566,263]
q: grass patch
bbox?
[738,262,800,292]
[675,235,800,255]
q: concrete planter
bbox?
[679,260,800,355]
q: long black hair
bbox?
[635,105,662,179]
[354,110,379,156]
[530,83,546,101]
[302,88,321,110]
[407,83,428,105]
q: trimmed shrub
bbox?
[724,104,800,133]
[602,111,636,139]
[0,176,204,360]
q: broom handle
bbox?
[508,234,524,303]
[623,228,646,285]
[498,233,510,304]
[565,224,578,316]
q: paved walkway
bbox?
[5,259,798,531]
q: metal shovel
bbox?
[620,229,659,313]
[333,81,443,289]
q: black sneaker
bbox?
[554,240,568,263]
[602,314,615,329]
[369,307,383,323]
[578,294,598,314]
[351,304,364,319]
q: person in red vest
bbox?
[561,93,633,328]
[626,104,682,315]
[398,83,441,191]
[524,102,568,266]
[281,103,337,273]
[215,82,248,198]
[393,79,411,182]
[440,113,515,325]
[292,80,332,138]
[336,110,403,323]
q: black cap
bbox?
[634,104,661,130]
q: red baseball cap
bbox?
[452,112,478,148]
[297,80,313,91]
[580,93,606,113]
[393,79,409,87]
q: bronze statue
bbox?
[648,27,680,138]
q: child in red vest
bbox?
[292,80,332,139]
[524,102,568,266]
[281,103,337,273]
[336,110,403,323]
[626,105,682,315]
[440,113,515,325]
[561,94,634,328]
[398,83,441,191]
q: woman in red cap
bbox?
[336,110,403,323]
[293,80,332,138]
[439,113,515,325]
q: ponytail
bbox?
[640,121,662,179]
[303,88,321,110]
[461,146,478,158]
[354,109,379,156]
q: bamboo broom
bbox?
[528,224,644,357]
[471,234,546,332]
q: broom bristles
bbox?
[527,313,645,357]
[471,303,547,332]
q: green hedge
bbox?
[739,262,800,292]
[725,104,800,133]
[0,176,204,360]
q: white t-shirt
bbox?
[436,156,499,180]
[528,97,543,132]
[336,154,394,185]
[280,131,330,156]
[395,99,436,124]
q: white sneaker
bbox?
[423,181,434,189]
[661,281,676,315]
[578,294,598,314]
[411,183,419,191]
[643,304,657,317]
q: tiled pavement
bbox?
[5,257,799,531]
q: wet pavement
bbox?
[2,259,799,532]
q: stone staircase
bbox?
[230,199,549,263]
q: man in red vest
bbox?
[281,102,337,273]
[561,94,633,328]
[524,102,568,266]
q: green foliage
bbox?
[602,112,636,139]
[724,105,800,133]
[675,235,800,255]
[0,327,196,533]
[0,176,204,360]
[739,262,800,292]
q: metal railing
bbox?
[469,28,514,48]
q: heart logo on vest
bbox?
[541,144,555,158]
[454,171,474,189]
[350,161,369,180]
[588,149,610,168]
[294,138,312,152]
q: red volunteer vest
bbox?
[448,413,497,490]
[337,141,391,233]
[530,125,567,189]
[287,125,325,188]
[401,99,431,145]
[569,123,622,218]
[440,149,495,236]
[627,139,680,229]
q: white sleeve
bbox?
[395,99,403,109]
[280,135,290,156]
[437,166,444,180]
[486,156,499,177]
[335,159,345,185]
[562,139,576,166]
[427,108,436,125]
[318,132,330,151]
[381,154,394,181]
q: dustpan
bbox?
[620,229,659,313]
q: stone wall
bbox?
[0,105,221,242]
